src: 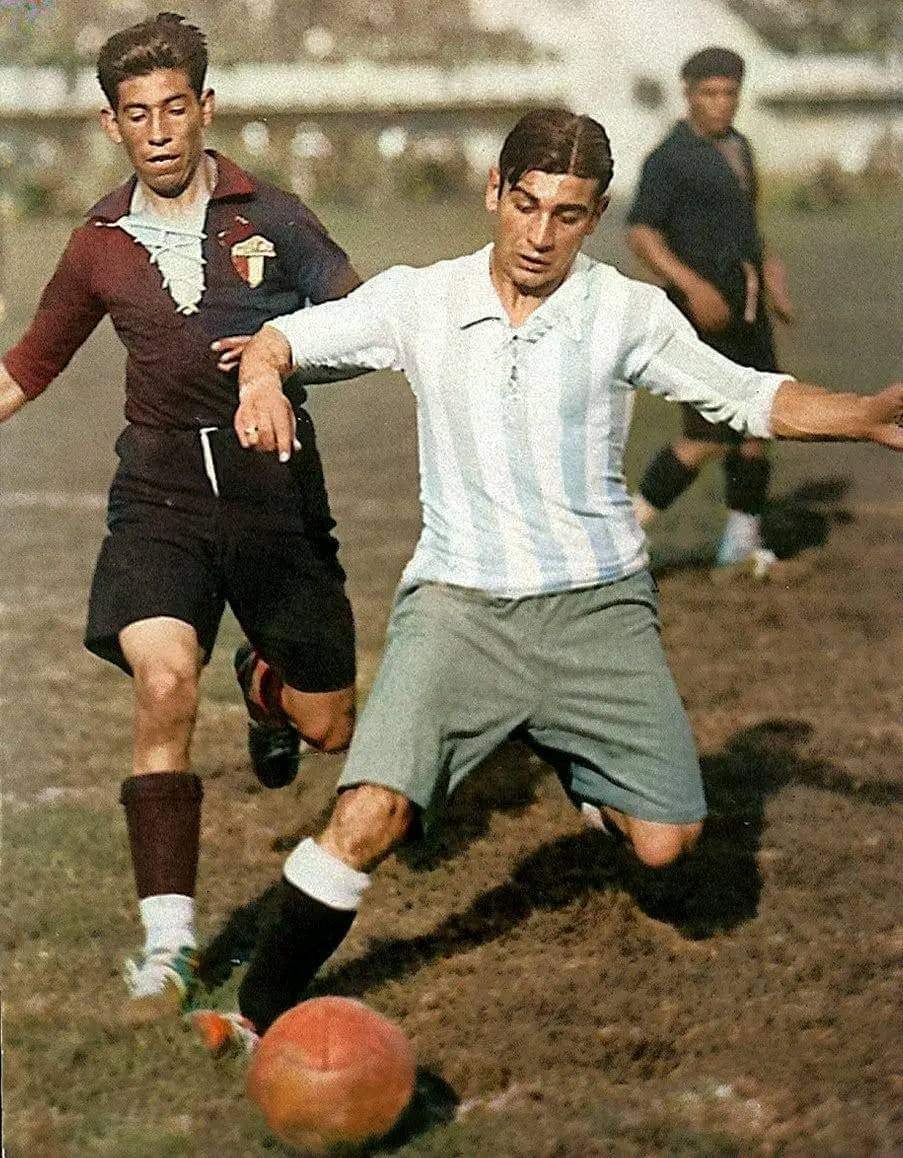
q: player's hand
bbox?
[864,382,903,451]
[763,256,796,326]
[683,278,731,333]
[211,335,252,373]
[235,378,297,462]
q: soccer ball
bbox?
[246,996,416,1153]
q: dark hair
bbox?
[97,11,208,107]
[498,108,614,198]
[681,46,745,84]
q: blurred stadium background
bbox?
[0,0,901,215]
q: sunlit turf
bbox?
[2,193,902,1155]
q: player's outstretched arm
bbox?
[235,325,296,460]
[770,379,903,450]
[0,363,27,423]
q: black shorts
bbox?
[86,422,355,693]
[674,293,779,444]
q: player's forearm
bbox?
[769,379,902,446]
[761,250,794,317]
[238,324,293,394]
[627,225,705,295]
[0,362,28,422]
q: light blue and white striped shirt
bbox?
[269,245,787,597]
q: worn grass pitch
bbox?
[2,196,902,1156]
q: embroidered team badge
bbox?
[230,234,276,288]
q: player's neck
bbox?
[489,250,572,328]
[135,153,217,220]
[686,115,733,141]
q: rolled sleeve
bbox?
[267,267,405,375]
[624,288,791,438]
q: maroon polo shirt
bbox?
[4,153,358,429]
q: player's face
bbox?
[486,168,606,299]
[685,76,741,137]
[101,68,214,197]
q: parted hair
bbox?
[97,11,208,107]
[681,46,745,84]
[498,108,614,199]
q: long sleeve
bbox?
[621,287,788,438]
[266,267,405,376]
[3,228,106,399]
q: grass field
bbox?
[2,193,902,1157]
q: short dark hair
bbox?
[498,108,614,199]
[97,11,208,107]
[681,46,745,84]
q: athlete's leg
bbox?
[716,437,774,572]
[634,433,725,528]
[527,575,707,871]
[237,649,355,754]
[237,784,415,1033]
[236,583,532,1032]
[121,616,203,774]
[595,810,702,867]
[115,616,207,1020]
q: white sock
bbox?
[284,837,371,911]
[139,893,196,953]
[722,510,761,549]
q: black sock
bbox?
[639,445,699,512]
[238,877,355,1033]
[724,448,771,516]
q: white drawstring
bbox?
[198,427,220,497]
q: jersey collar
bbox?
[86,151,256,222]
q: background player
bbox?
[217,109,902,1038]
[628,47,796,576]
[0,12,362,1020]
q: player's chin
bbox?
[142,167,190,198]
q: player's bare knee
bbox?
[132,656,198,722]
[323,785,414,870]
[630,822,701,869]
[296,708,355,754]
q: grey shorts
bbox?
[338,570,706,831]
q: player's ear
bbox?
[485,166,502,213]
[587,192,610,234]
[200,87,215,127]
[100,106,122,145]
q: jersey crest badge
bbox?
[230,234,276,288]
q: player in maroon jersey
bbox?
[0,12,363,1020]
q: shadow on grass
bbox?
[198,714,899,994]
[649,474,853,575]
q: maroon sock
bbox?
[120,772,203,900]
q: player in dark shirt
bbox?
[627,47,796,577]
[0,12,362,1021]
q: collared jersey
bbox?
[4,153,357,428]
[269,244,789,598]
[626,120,763,304]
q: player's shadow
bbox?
[649,474,853,574]
[198,716,899,995]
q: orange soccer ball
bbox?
[246,996,416,1153]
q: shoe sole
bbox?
[120,982,191,1027]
